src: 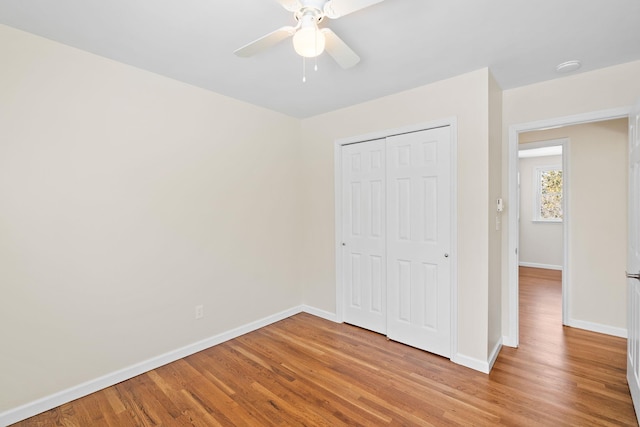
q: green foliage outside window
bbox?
[539,169,562,220]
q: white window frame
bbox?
[533,165,563,223]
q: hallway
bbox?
[491,267,637,425]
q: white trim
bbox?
[506,107,631,349]
[518,262,563,271]
[502,335,518,348]
[334,117,458,360]
[301,305,338,322]
[451,353,492,374]
[629,357,640,423]
[335,118,454,146]
[488,337,503,372]
[628,99,640,425]
[518,145,562,158]
[449,119,459,363]
[562,141,571,326]
[0,306,303,426]
[566,319,628,338]
[518,138,569,151]
[453,335,502,373]
[334,140,344,324]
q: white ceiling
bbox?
[1,0,639,118]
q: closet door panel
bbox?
[386,127,451,357]
[342,139,387,334]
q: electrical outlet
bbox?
[195,305,204,320]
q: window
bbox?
[534,166,562,222]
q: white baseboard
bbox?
[301,305,338,322]
[452,339,502,375]
[451,353,491,374]
[0,306,304,427]
[518,261,563,271]
[502,335,518,348]
[566,318,627,338]
[488,338,503,372]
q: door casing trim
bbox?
[505,107,631,348]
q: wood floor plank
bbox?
[11,267,638,426]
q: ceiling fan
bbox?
[234,0,384,69]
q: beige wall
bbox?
[1,25,504,417]
[488,73,503,356]
[503,61,640,125]
[518,154,563,268]
[300,68,497,364]
[519,121,628,331]
[12,18,640,420]
[502,61,640,338]
[0,25,302,411]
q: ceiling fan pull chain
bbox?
[314,27,319,71]
[302,56,306,83]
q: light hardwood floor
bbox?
[12,267,638,426]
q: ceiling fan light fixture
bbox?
[293,24,325,57]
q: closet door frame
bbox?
[334,117,459,360]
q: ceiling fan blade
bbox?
[234,26,297,57]
[275,0,302,12]
[321,28,360,68]
[323,0,384,19]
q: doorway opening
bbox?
[517,139,566,327]
[517,140,570,332]
[506,108,630,348]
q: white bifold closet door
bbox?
[342,138,387,334]
[342,126,451,358]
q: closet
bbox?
[340,125,452,357]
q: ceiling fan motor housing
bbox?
[294,0,329,23]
